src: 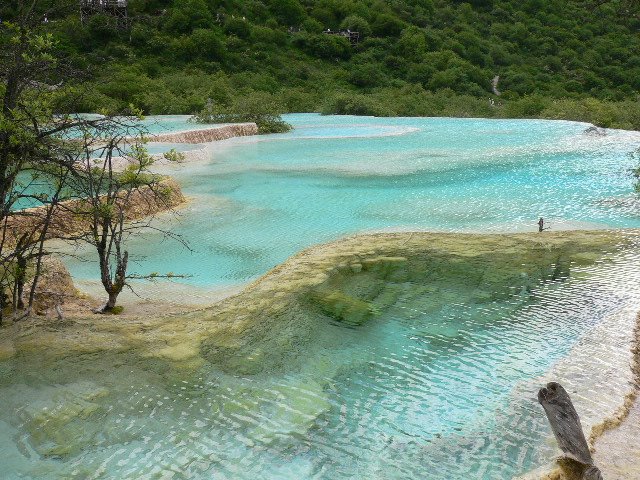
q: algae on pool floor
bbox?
[1,229,637,479]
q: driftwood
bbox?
[538,382,603,480]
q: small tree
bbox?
[0,2,85,321]
[64,120,187,313]
[8,158,76,317]
[1,1,188,320]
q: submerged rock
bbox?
[13,381,109,457]
[310,289,376,326]
[249,380,331,445]
[583,126,607,136]
[199,230,626,376]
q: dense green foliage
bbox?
[7,0,640,127]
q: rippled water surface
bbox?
[3,248,640,479]
[59,114,640,289]
[2,115,640,479]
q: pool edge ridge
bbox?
[149,123,259,144]
[589,310,640,445]
[587,309,640,478]
[196,227,640,311]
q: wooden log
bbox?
[538,382,603,480]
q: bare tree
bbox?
[1,1,186,320]
[61,121,188,313]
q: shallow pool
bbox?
[3,231,640,479]
[60,114,640,289]
[3,115,640,479]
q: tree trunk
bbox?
[29,195,61,309]
[107,291,119,310]
[55,303,63,321]
[94,247,127,313]
[28,251,44,310]
[538,382,603,480]
[93,291,121,314]
[15,254,26,310]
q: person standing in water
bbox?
[538,217,544,232]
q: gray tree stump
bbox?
[538,382,603,480]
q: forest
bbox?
[2,0,640,128]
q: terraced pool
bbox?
[2,115,640,479]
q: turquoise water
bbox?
[61,114,640,288]
[2,246,640,479]
[3,115,640,479]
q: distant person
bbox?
[538,217,545,232]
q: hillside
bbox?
[6,0,640,127]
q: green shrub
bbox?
[503,95,549,118]
[189,29,226,61]
[252,26,287,46]
[278,87,322,112]
[292,33,352,60]
[163,149,186,163]
[372,14,405,37]
[340,15,372,38]
[321,93,395,117]
[348,63,387,88]
[540,98,620,128]
[162,0,212,34]
[191,93,292,134]
[224,18,252,39]
[269,0,306,26]
[302,18,324,33]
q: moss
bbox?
[310,289,376,326]
[21,382,108,458]
[6,230,629,379]
[370,283,404,311]
[0,341,16,361]
[361,256,408,281]
[151,341,199,362]
[219,354,263,375]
